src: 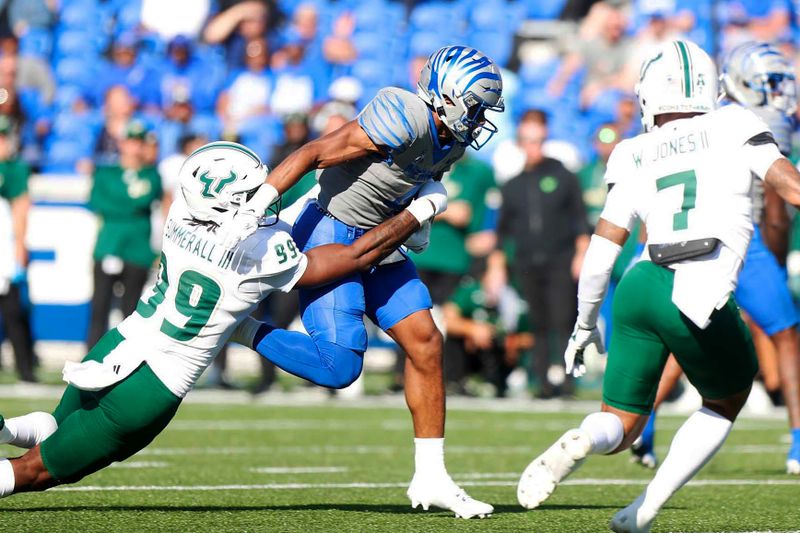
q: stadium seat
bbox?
[54,57,97,92]
[468,30,513,67]
[43,139,88,173]
[352,31,390,60]
[54,30,100,60]
[19,28,53,59]
[520,0,568,19]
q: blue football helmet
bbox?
[720,41,797,116]
[417,45,504,150]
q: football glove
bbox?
[221,184,278,249]
[564,323,605,378]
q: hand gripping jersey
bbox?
[65,199,307,398]
[601,104,783,327]
[317,87,466,228]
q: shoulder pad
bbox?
[236,221,304,277]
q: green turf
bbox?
[0,397,797,532]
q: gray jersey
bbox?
[317,87,466,228]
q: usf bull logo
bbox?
[199,171,237,198]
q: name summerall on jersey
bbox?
[164,219,235,270]
[633,129,710,168]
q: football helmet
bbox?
[720,41,797,116]
[178,141,272,226]
[417,45,504,150]
[636,40,718,131]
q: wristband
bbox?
[405,197,435,224]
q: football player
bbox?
[215,46,503,518]
[0,142,447,499]
[516,40,800,532]
[631,41,800,475]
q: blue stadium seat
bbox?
[468,30,513,67]
[469,0,510,31]
[54,30,100,60]
[519,0,567,19]
[43,139,88,173]
[410,2,465,32]
[350,59,393,88]
[519,58,560,89]
[19,28,53,59]
[55,57,97,92]
[352,31,390,60]
[59,0,101,30]
[408,31,450,59]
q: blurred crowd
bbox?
[2,0,800,397]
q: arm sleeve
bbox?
[576,235,623,328]
[357,89,424,153]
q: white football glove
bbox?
[405,220,431,253]
[221,184,279,249]
[564,323,605,378]
[405,180,448,224]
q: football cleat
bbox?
[407,473,493,519]
[787,436,800,475]
[517,428,592,509]
[630,437,657,470]
[609,494,656,533]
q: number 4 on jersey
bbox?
[656,170,697,230]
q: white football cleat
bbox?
[407,473,494,519]
[787,458,800,475]
[609,494,656,533]
[517,428,592,509]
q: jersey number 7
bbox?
[656,170,697,231]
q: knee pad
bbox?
[317,340,364,389]
[580,412,624,455]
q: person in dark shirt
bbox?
[486,110,590,398]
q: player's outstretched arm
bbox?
[764,158,800,208]
[266,121,382,195]
[296,181,448,288]
[566,218,629,377]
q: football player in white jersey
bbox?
[516,40,800,532]
[0,141,448,499]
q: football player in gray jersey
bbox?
[223,45,504,517]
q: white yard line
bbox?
[53,478,800,493]
[109,461,170,469]
[249,466,349,474]
[135,443,788,457]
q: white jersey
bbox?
[68,199,307,398]
[601,104,783,327]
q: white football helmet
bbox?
[720,41,797,116]
[417,45,504,150]
[635,40,718,131]
[178,141,269,226]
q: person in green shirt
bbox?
[412,156,496,304]
[0,115,37,382]
[443,269,533,397]
[87,120,163,348]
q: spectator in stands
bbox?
[270,112,309,167]
[322,11,357,68]
[443,268,533,398]
[89,85,137,169]
[3,0,54,38]
[203,0,283,67]
[140,0,211,41]
[216,37,273,136]
[96,33,158,109]
[270,30,322,115]
[577,123,622,229]
[0,115,36,382]
[158,85,201,161]
[548,2,636,108]
[86,120,163,348]
[0,36,54,105]
[158,36,222,114]
[486,110,590,399]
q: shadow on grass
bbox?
[1,503,626,514]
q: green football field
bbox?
[1,395,798,533]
